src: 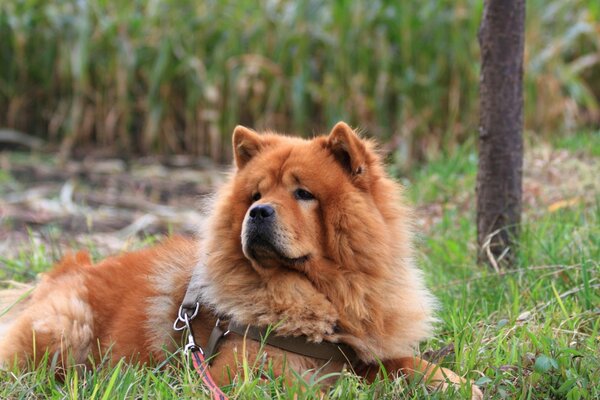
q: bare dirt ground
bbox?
[0,142,598,261]
[0,152,227,257]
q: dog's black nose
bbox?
[249,204,275,221]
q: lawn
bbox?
[0,131,598,399]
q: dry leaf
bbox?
[547,197,580,212]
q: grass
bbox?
[1,133,599,399]
[423,205,599,399]
[553,130,600,157]
[0,0,598,161]
[406,131,599,399]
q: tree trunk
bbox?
[477,0,525,269]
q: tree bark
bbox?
[477,0,525,269]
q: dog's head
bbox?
[230,122,386,274]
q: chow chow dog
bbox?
[0,122,482,398]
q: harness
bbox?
[173,302,358,400]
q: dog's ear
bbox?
[232,125,262,169]
[326,122,367,176]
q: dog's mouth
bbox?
[245,237,310,267]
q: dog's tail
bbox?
[0,281,34,339]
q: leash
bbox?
[173,303,229,400]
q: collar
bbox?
[204,320,358,366]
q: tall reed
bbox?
[0,0,598,162]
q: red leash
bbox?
[174,303,229,400]
[190,347,228,400]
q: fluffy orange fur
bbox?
[0,122,481,399]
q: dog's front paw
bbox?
[270,305,338,342]
[261,274,339,341]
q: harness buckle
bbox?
[184,330,203,355]
[216,318,230,337]
[173,302,203,355]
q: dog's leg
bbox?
[360,357,483,400]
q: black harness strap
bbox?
[204,320,359,366]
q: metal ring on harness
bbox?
[173,302,200,331]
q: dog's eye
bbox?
[252,192,261,202]
[294,188,315,201]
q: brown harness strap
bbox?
[204,320,228,362]
[204,320,358,366]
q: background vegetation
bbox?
[1,0,599,163]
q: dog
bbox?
[0,122,482,398]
